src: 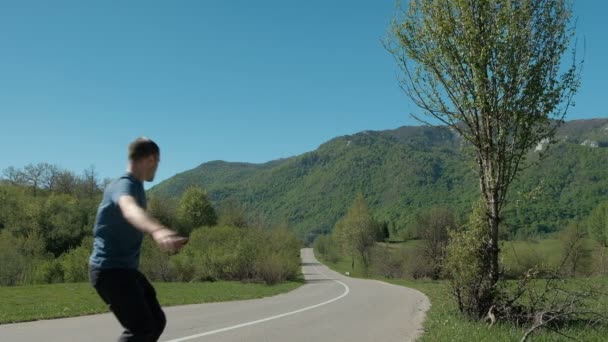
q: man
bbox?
[89,137,187,342]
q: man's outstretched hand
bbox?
[152,228,188,253]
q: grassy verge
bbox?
[0,280,302,324]
[318,253,608,341]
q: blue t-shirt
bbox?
[89,173,147,270]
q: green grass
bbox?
[0,280,302,324]
[501,238,600,268]
[318,252,608,341]
[382,238,602,272]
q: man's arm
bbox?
[118,195,187,252]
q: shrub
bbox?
[402,247,435,279]
[254,228,301,284]
[444,200,495,318]
[60,237,93,283]
[0,231,27,286]
[32,259,64,284]
[140,236,175,281]
[255,251,296,285]
[370,245,407,279]
[314,234,340,263]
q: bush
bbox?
[195,225,247,281]
[255,228,301,284]
[255,251,297,285]
[0,230,49,286]
[444,200,495,319]
[140,236,175,281]
[314,234,340,263]
[370,245,407,279]
[0,231,27,286]
[402,248,435,279]
[559,222,593,277]
[169,251,197,282]
[60,237,93,283]
[32,259,64,284]
[170,225,301,284]
[313,234,331,256]
[591,245,608,276]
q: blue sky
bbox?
[0,1,606,187]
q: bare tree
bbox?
[80,165,100,196]
[2,166,26,186]
[414,207,456,279]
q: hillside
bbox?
[150,119,608,242]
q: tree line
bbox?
[0,163,301,286]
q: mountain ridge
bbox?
[150,118,608,242]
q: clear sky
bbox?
[1,1,606,187]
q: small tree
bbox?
[586,201,608,247]
[414,207,456,279]
[148,195,177,228]
[217,197,248,228]
[559,221,592,277]
[177,186,217,235]
[444,200,495,318]
[333,193,379,271]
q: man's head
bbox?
[128,137,160,182]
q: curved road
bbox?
[0,248,430,342]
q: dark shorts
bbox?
[90,267,166,342]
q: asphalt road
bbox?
[0,248,429,342]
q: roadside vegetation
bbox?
[0,164,303,324]
[315,195,608,341]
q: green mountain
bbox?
[150,119,608,242]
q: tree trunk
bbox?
[488,209,500,285]
[480,152,501,288]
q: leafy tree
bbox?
[0,230,27,286]
[60,237,93,283]
[177,186,217,235]
[586,201,608,247]
[559,221,592,276]
[333,193,379,270]
[147,195,178,228]
[387,0,580,297]
[37,194,88,256]
[217,197,248,228]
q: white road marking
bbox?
[164,266,349,342]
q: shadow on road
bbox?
[300,262,321,266]
[304,278,335,284]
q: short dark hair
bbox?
[128,137,160,161]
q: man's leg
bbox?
[136,271,167,340]
[93,269,161,342]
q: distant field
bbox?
[318,247,608,342]
[381,238,604,275]
[0,281,303,324]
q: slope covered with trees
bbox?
[151,119,608,242]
